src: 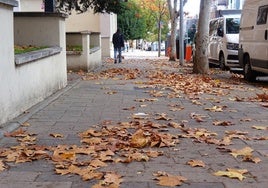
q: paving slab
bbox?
[0,53,267,188]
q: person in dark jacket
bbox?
[112,28,125,64]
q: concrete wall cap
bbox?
[15,46,62,65]
[14,12,68,18]
[0,0,18,7]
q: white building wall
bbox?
[100,13,117,58]
[16,0,43,11]
[0,5,67,125]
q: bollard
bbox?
[185,44,192,62]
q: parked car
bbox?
[208,14,241,70]
[238,0,268,81]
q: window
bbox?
[209,20,218,36]
[257,5,268,25]
[226,18,240,34]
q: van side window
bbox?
[217,19,224,37]
[209,20,218,36]
[226,18,240,34]
[257,5,268,25]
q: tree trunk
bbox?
[169,16,177,61]
[193,0,211,74]
[158,19,161,57]
[167,0,188,62]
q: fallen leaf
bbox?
[252,126,267,130]
[230,147,253,158]
[21,122,30,127]
[122,106,135,111]
[90,159,108,168]
[213,120,234,126]
[144,150,163,158]
[187,160,205,167]
[130,129,150,148]
[205,106,224,112]
[214,168,248,181]
[0,160,8,172]
[260,103,268,107]
[50,133,64,138]
[155,173,187,187]
[256,93,268,102]
[243,155,261,163]
[4,128,26,137]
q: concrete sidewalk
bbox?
[0,56,267,188]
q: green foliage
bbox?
[66,45,82,51]
[55,0,127,14]
[14,45,48,54]
[118,2,147,40]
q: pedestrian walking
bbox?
[112,28,125,64]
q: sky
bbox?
[184,0,201,17]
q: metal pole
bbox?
[179,0,184,65]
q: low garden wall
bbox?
[0,8,68,125]
[66,31,102,72]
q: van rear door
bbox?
[252,4,268,72]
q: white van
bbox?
[208,14,241,70]
[238,0,268,81]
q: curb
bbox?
[0,79,81,139]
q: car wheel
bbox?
[244,55,256,82]
[219,54,226,70]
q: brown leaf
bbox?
[4,128,26,137]
[256,93,268,102]
[155,173,187,187]
[104,172,123,185]
[81,137,102,145]
[213,120,234,126]
[0,160,8,172]
[122,106,135,111]
[187,159,205,167]
[205,106,224,112]
[167,122,184,129]
[90,159,107,168]
[243,155,261,163]
[49,133,64,138]
[154,113,171,121]
[80,129,103,137]
[130,129,150,148]
[145,150,163,158]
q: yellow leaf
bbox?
[21,122,30,127]
[230,147,253,158]
[0,160,7,172]
[205,106,224,112]
[252,126,267,130]
[214,168,248,181]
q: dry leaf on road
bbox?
[214,168,248,181]
[154,172,187,187]
[230,147,253,158]
[187,159,205,167]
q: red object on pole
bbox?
[185,44,192,62]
